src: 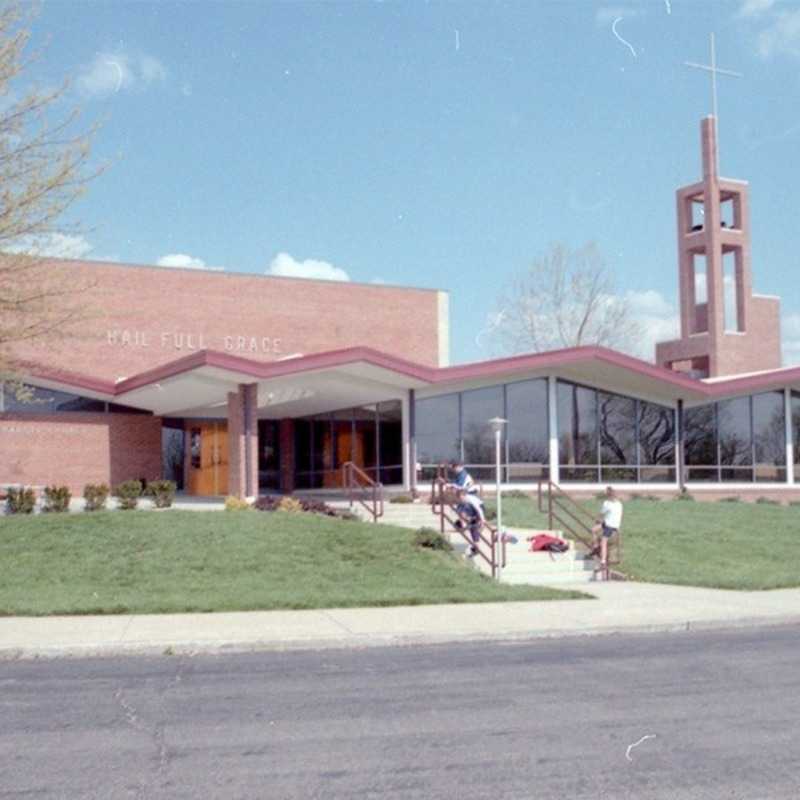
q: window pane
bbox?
[461,386,504,465]
[752,391,785,469]
[2,383,105,413]
[505,379,548,466]
[258,420,281,491]
[639,401,675,466]
[377,400,402,484]
[598,392,636,466]
[793,391,800,466]
[684,404,716,466]
[718,397,752,466]
[557,381,597,466]
[415,394,460,465]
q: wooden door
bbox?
[187,422,229,495]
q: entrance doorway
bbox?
[187,422,229,495]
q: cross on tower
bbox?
[684,33,742,122]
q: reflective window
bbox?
[505,379,548,482]
[753,392,786,482]
[377,400,403,485]
[1,383,105,413]
[461,386,504,466]
[415,393,460,465]
[258,420,281,491]
[793,391,800,467]
[557,381,598,481]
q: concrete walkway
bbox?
[3,582,800,660]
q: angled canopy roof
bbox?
[22,345,800,418]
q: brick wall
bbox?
[10,259,446,382]
[0,412,162,495]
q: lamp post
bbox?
[488,416,507,581]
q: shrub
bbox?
[225,496,251,511]
[789,500,800,508]
[42,485,71,513]
[677,488,695,502]
[147,480,176,509]
[756,496,780,506]
[6,487,36,514]
[389,494,413,504]
[277,496,304,514]
[414,527,453,552]
[718,496,741,503]
[336,510,361,522]
[643,494,661,502]
[83,483,110,512]
[502,489,529,500]
[253,495,339,516]
[114,480,143,510]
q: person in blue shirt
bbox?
[448,460,478,495]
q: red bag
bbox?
[529,534,568,553]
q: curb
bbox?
[3,614,800,661]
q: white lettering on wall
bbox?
[107,330,282,354]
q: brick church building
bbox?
[2,117,799,500]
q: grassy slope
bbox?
[0,511,588,616]
[490,496,800,591]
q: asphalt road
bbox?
[2,626,800,800]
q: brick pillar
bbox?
[244,384,258,499]
[228,388,245,499]
[279,418,295,494]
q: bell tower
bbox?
[655,117,781,378]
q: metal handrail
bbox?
[342,462,384,523]
[537,480,625,580]
[431,477,503,578]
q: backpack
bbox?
[529,534,569,553]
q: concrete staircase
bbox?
[337,499,599,586]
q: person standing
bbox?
[589,486,623,566]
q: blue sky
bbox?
[26,0,800,364]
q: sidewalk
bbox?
[2,582,800,660]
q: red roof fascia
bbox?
[26,345,800,402]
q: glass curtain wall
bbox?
[793,391,800,470]
[294,400,402,489]
[557,380,676,482]
[684,391,786,482]
[258,420,281,491]
[415,379,549,482]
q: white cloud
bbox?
[624,289,679,361]
[77,50,166,98]
[736,2,800,58]
[782,311,800,365]
[156,253,208,269]
[757,8,800,57]
[267,252,350,282]
[595,6,643,27]
[3,233,94,259]
[737,0,776,18]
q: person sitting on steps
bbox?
[588,486,623,565]
[454,487,485,558]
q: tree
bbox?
[488,242,641,355]
[0,2,99,381]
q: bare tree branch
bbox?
[490,241,642,355]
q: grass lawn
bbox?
[488,495,800,591]
[0,510,589,616]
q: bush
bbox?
[225,496,251,511]
[756,496,780,506]
[42,485,71,513]
[502,489,530,500]
[5,487,36,514]
[336,510,361,522]
[718,496,741,503]
[83,483,109,512]
[277,496,304,514]
[414,527,453,552]
[677,488,695,502]
[389,494,413,504]
[147,480,176,509]
[114,480,143,511]
[642,494,662,502]
[253,495,339,517]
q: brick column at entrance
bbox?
[228,383,259,499]
[227,389,245,499]
[279,418,294,494]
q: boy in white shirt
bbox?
[589,486,623,564]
